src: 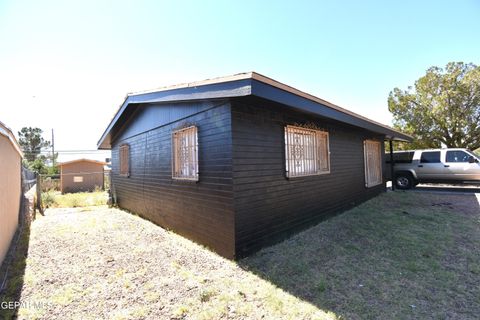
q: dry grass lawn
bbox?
[41,191,108,208]
[1,191,479,319]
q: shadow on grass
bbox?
[0,195,32,320]
[239,192,480,319]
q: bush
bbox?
[42,191,108,208]
[41,191,56,208]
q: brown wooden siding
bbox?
[60,161,105,193]
[111,102,235,259]
[231,97,386,257]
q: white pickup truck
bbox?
[387,148,480,189]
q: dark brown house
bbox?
[59,159,106,193]
[98,72,411,259]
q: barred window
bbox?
[364,140,382,187]
[119,144,130,177]
[172,126,199,181]
[285,125,330,178]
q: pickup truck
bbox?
[386,148,480,189]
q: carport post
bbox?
[389,140,395,191]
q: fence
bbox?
[22,167,36,192]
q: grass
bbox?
[41,190,108,208]
[0,221,31,320]
[242,191,480,319]
[2,191,479,319]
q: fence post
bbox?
[36,175,44,215]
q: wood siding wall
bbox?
[0,128,22,265]
[60,162,105,193]
[111,102,235,258]
[231,98,386,257]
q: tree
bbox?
[388,62,480,150]
[18,127,51,162]
[28,156,49,175]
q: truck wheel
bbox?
[395,174,414,190]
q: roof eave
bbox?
[97,78,253,149]
[97,72,412,148]
[59,158,108,166]
[249,79,413,142]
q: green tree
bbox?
[18,127,51,162]
[388,62,480,150]
[28,156,49,175]
[47,153,60,175]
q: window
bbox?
[385,151,414,164]
[172,126,199,181]
[420,151,440,163]
[446,150,470,163]
[285,125,330,178]
[364,140,382,187]
[73,176,84,183]
[119,144,130,177]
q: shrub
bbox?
[42,191,108,208]
[41,191,56,208]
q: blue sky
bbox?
[0,0,478,160]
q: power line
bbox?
[21,150,111,155]
[24,149,110,153]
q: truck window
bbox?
[420,151,441,163]
[385,151,414,164]
[446,151,470,163]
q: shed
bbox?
[59,159,106,193]
[0,121,23,265]
[97,72,412,259]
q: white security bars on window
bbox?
[285,125,330,178]
[172,126,199,180]
[364,140,382,187]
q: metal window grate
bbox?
[119,144,130,177]
[364,140,382,187]
[285,125,330,178]
[172,126,199,181]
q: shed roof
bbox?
[59,158,107,167]
[98,72,412,149]
[0,120,23,157]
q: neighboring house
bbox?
[98,72,412,259]
[59,159,106,193]
[0,121,22,265]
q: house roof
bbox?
[0,120,23,157]
[98,72,412,149]
[59,158,107,167]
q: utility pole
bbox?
[51,128,55,167]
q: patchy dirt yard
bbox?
[3,206,335,320]
[1,191,479,319]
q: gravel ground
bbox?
[10,206,334,320]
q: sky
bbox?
[0,0,479,162]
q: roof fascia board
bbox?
[59,159,107,166]
[250,79,412,142]
[97,79,252,149]
[0,123,23,157]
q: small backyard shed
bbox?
[0,121,22,265]
[59,159,106,193]
[97,72,412,259]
